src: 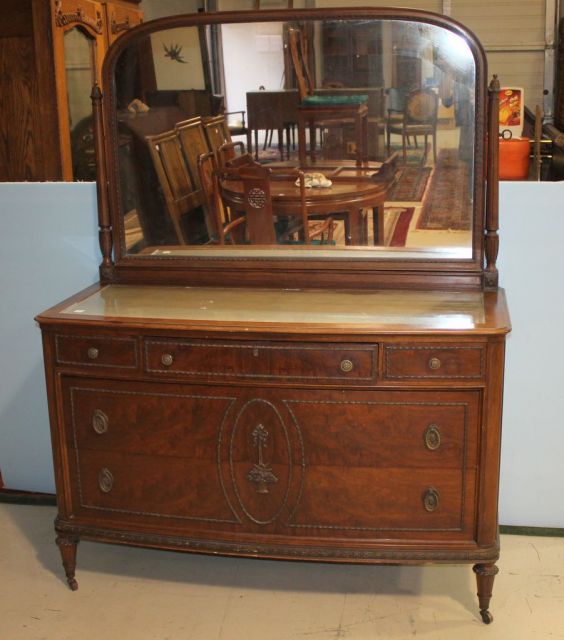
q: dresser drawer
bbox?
[55,334,138,370]
[65,381,234,457]
[144,339,377,384]
[72,449,238,525]
[383,344,485,380]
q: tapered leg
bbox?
[473,563,498,624]
[56,535,79,591]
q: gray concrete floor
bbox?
[0,503,562,639]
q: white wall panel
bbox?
[2,180,564,528]
[451,0,546,48]
[314,0,441,10]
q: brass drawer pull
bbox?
[424,424,441,450]
[340,359,354,373]
[98,467,114,493]
[422,487,440,512]
[161,353,174,366]
[92,409,109,435]
[87,347,99,360]
[428,357,441,370]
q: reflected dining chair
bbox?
[386,88,439,164]
[288,27,369,166]
[218,141,258,172]
[237,165,335,245]
[197,152,246,244]
[203,114,251,162]
[146,129,205,244]
[175,117,209,188]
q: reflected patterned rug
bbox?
[384,207,415,246]
[387,167,431,202]
[418,149,471,230]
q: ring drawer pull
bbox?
[424,424,441,450]
[87,347,99,360]
[422,487,440,512]
[98,467,114,493]
[428,357,442,370]
[161,353,174,366]
[340,359,354,373]
[92,409,109,435]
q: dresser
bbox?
[37,6,509,624]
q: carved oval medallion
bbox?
[229,399,292,525]
[248,188,267,209]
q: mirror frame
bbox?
[96,7,499,291]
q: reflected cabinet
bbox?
[0,0,142,182]
[37,7,510,624]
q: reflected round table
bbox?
[221,169,389,246]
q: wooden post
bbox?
[91,83,114,281]
[484,75,500,289]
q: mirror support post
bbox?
[485,75,500,289]
[91,83,114,281]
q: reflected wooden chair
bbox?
[288,27,369,166]
[386,88,439,164]
[218,141,259,172]
[197,151,246,244]
[146,129,205,244]
[175,117,209,188]
[237,165,335,245]
[203,115,246,162]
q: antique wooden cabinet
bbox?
[0,0,142,182]
[37,7,510,624]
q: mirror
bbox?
[109,14,478,261]
[64,27,97,182]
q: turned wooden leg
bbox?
[473,563,499,624]
[56,535,79,591]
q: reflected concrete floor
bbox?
[1,504,562,639]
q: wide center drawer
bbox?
[144,339,377,384]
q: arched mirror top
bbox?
[97,7,497,290]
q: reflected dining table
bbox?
[220,164,393,246]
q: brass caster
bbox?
[479,609,493,624]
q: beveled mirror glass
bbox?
[107,12,481,263]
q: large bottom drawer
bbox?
[61,378,480,541]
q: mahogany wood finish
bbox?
[37,7,509,625]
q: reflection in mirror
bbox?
[113,18,475,259]
[64,28,97,181]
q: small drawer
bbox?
[144,339,377,384]
[55,334,138,370]
[383,344,484,380]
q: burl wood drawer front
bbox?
[55,334,138,370]
[278,391,479,534]
[383,344,485,380]
[75,449,239,525]
[65,382,235,458]
[62,380,478,539]
[144,339,377,384]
